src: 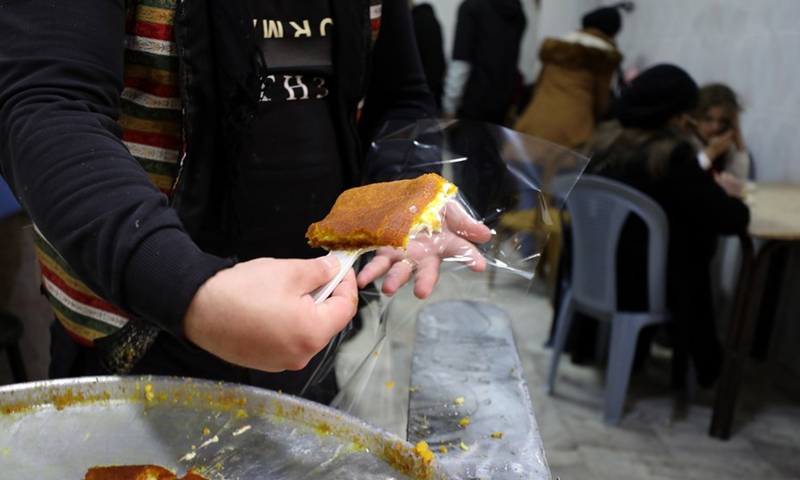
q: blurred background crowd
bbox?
[405,0,800,387]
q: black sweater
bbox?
[589,139,750,311]
[0,0,435,337]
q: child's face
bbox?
[697,105,735,143]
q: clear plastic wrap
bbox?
[308,120,588,476]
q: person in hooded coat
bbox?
[514,6,624,149]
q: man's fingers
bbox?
[379,260,416,296]
[412,259,440,299]
[357,255,393,288]
[464,244,487,272]
[358,222,489,298]
[293,255,341,292]
[316,269,359,331]
[445,201,492,243]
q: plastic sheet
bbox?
[310,119,588,445]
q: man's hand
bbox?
[357,201,492,298]
[183,256,358,372]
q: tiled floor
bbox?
[1,227,799,479]
[335,264,800,480]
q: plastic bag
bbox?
[303,120,588,438]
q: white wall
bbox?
[612,0,800,183]
[429,0,799,182]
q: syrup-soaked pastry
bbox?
[306,173,457,251]
[178,472,208,480]
[84,465,177,480]
[83,465,209,480]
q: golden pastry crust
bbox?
[306,173,456,251]
[84,465,177,480]
[180,472,208,480]
[83,466,208,480]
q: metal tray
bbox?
[0,376,454,479]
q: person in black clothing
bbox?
[0,0,491,400]
[409,1,447,112]
[441,0,527,126]
[439,0,526,242]
[582,64,750,388]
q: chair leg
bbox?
[542,230,562,300]
[671,336,689,391]
[547,289,575,394]
[604,314,666,425]
[685,361,698,401]
[604,317,639,425]
[487,233,504,290]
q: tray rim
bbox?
[0,375,455,480]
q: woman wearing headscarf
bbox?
[583,64,750,388]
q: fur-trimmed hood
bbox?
[539,29,623,73]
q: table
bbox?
[408,300,551,479]
[710,182,800,439]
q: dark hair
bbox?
[582,7,622,37]
[695,83,743,117]
[616,64,699,129]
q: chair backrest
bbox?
[552,174,669,318]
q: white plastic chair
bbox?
[548,174,670,425]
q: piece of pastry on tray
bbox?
[179,471,210,480]
[83,465,178,480]
[306,173,458,251]
[83,465,210,480]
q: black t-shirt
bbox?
[233,0,344,260]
